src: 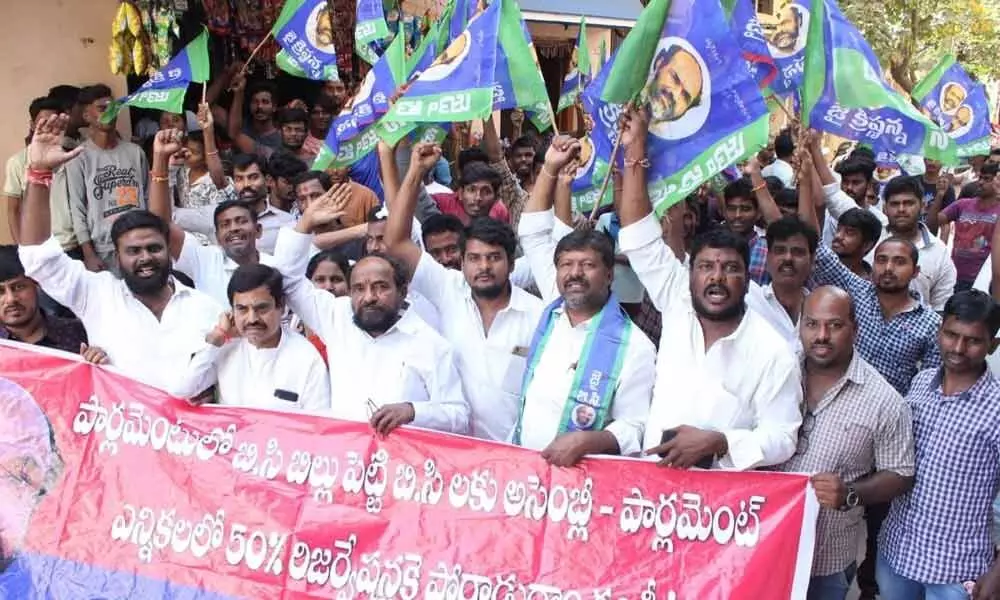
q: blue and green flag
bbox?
[594,0,769,215]
[385,0,501,124]
[757,0,807,96]
[801,0,956,163]
[724,0,778,90]
[911,54,993,157]
[273,0,339,80]
[355,0,391,65]
[557,17,592,112]
[570,88,621,213]
[100,29,210,124]
[493,0,554,131]
[314,33,408,169]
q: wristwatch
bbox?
[843,486,861,510]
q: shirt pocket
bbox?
[835,421,875,471]
[500,352,528,397]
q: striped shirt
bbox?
[812,243,942,395]
[775,353,914,576]
[880,367,1000,583]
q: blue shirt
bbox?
[880,367,1000,583]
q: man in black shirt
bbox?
[0,245,88,355]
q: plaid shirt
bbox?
[775,353,914,576]
[812,244,942,395]
[880,367,1000,584]
[490,160,529,232]
[747,232,771,286]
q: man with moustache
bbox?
[0,246,87,353]
[147,129,282,308]
[270,189,468,436]
[228,75,281,151]
[775,287,914,600]
[616,106,802,470]
[878,291,1000,600]
[230,154,295,255]
[16,115,221,393]
[170,264,330,411]
[514,135,657,466]
[382,142,545,442]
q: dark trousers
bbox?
[858,502,890,595]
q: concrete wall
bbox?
[0,0,130,244]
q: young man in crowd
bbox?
[270,190,468,436]
[302,95,336,158]
[67,85,149,274]
[383,141,546,442]
[878,291,1000,600]
[615,106,802,470]
[227,76,280,150]
[819,154,887,248]
[921,157,956,240]
[171,263,330,411]
[762,128,795,188]
[929,163,1000,292]
[17,115,221,392]
[832,208,883,280]
[507,136,537,194]
[776,286,914,600]
[722,177,771,285]
[265,153,309,214]
[5,97,63,244]
[230,154,295,254]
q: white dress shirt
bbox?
[822,182,956,310]
[257,201,296,255]
[169,327,330,413]
[517,210,656,456]
[273,227,469,433]
[410,252,544,441]
[18,238,223,392]
[746,282,808,352]
[174,232,277,307]
[618,214,803,469]
[762,158,795,188]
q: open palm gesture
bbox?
[27,114,83,171]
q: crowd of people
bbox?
[2,69,1000,600]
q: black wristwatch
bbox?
[842,486,861,510]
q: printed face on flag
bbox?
[940,82,967,115]
[575,136,596,176]
[307,2,335,51]
[767,2,808,58]
[419,32,472,82]
[643,38,712,140]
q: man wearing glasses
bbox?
[0,377,64,596]
[774,286,915,600]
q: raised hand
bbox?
[153,128,185,159]
[27,114,84,172]
[544,135,582,171]
[206,311,239,347]
[409,142,443,176]
[196,102,214,131]
[306,183,351,228]
[619,105,649,158]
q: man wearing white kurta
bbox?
[513,136,656,466]
[272,198,468,435]
[170,264,330,412]
[615,107,801,470]
[381,143,546,442]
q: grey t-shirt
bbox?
[66,139,149,264]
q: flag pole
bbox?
[239,34,273,77]
[201,82,207,105]
[588,124,624,222]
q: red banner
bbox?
[0,342,818,599]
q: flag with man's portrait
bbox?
[911,54,993,158]
[723,0,778,90]
[801,0,957,163]
[273,0,340,80]
[594,0,769,215]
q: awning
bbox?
[518,0,643,27]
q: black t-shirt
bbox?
[920,177,956,218]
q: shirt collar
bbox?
[929,366,1000,402]
[463,282,537,314]
[119,276,194,302]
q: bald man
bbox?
[0,377,63,594]
[775,286,915,600]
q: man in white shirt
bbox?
[817,153,888,248]
[761,129,795,188]
[170,263,329,412]
[271,195,469,436]
[147,129,277,307]
[16,115,222,393]
[381,142,544,442]
[516,135,656,467]
[616,107,802,470]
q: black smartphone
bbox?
[659,429,714,469]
